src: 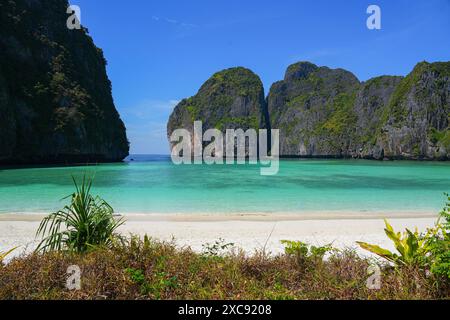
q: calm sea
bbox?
[0,155,449,216]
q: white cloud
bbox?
[151,15,198,28]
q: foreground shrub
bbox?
[357,195,450,281]
[427,194,450,279]
[36,176,124,253]
[0,238,448,300]
[281,240,334,268]
[357,220,427,267]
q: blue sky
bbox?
[72,0,450,154]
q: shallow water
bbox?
[0,155,449,216]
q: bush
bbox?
[357,220,427,267]
[281,240,333,265]
[427,194,450,279]
[1,237,447,300]
[36,176,124,253]
[358,195,450,280]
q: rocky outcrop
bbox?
[0,0,129,164]
[268,62,360,156]
[167,67,268,150]
[168,61,449,160]
[373,62,450,160]
[268,61,449,160]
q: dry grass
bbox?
[0,238,448,300]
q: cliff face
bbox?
[167,67,267,150]
[268,62,360,156]
[169,61,449,160]
[373,62,450,159]
[268,61,449,159]
[0,0,129,164]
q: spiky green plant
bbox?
[36,176,124,253]
[0,247,17,265]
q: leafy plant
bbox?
[202,238,234,257]
[357,195,450,282]
[426,194,450,278]
[281,240,333,263]
[36,175,124,253]
[125,267,178,298]
[0,247,17,265]
[438,193,450,229]
[357,220,427,267]
[125,268,153,295]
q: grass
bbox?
[1,237,448,300]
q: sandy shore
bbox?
[0,213,439,261]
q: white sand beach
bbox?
[0,213,438,261]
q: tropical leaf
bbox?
[358,219,429,267]
[356,242,398,264]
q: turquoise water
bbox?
[0,155,449,216]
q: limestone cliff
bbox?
[167,67,268,151]
[0,0,129,164]
[268,61,449,160]
[167,61,449,161]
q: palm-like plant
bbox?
[36,176,124,253]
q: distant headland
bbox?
[168,61,449,160]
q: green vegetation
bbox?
[2,236,448,300]
[365,76,386,89]
[202,238,235,257]
[310,93,358,151]
[215,116,260,131]
[281,241,334,265]
[286,93,312,109]
[430,128,450,150]
[208,67,263,98]
[319,93,357,136]
[36,176,124,253]
[169,67,265,135]
[359,195,450,282]
[427,194,450,279]
[429,61,450,78]
[186,103,200,122]
[285,61,318,81]
[358,220,427,267]
[380,62,428,125]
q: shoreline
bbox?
[0,211,439,222]
[0,213,439,261]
